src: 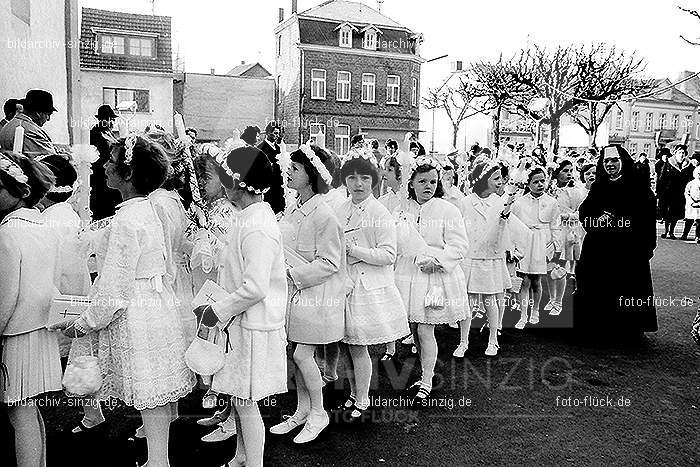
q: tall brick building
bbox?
[274,0,423,154]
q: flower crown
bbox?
[471,160,500,184]
[221,164,271,196]
[299,143,333,186]
[0,155,28,185]
[409,155,441,174]
[342,147,378,168]
[123,133,138,165]
[48,184,73,194]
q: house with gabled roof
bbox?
[274,0,424,153]
[79,7,174,133]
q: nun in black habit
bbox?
[574,145,658,336]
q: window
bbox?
[277,35,282,56]
[643,143,651,154]
[412,78,418,107]
[11,0,30,25]
[659,113,667,129]
[362,74,376,103]
[336,71,351,102]
[697,122,700,139]
[277,76,282,104]
[616,110,624,130]
[309,123,326,148]
[339,27,352,48]
[363,31,377,50]
[631,111,639,131]
[686,115,693,133]
[101,35,125,55]
[335,124,350,156]
[630,143,638,155]
[672,114,679,130]
[311,69,326,100]
[645,113,653,132]
[102,88,150,112]
[387,75,400,105]
[129,38,153,57]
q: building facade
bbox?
[274,0,423,154]
[173,70,275,142]
[1,0,81,144]
[79,8,174,133]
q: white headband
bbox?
[221,164,270,196]
[342,147,378,168]
[472,161,500,184]
[0,156,28,185]
[411,155,440,174]
[299,144,333,186]
[48,185,73,194]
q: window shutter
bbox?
[135,90,150,112]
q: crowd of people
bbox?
[0,89,680,467]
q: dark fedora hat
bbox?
[20,89,57,113]
[95,104,117,120]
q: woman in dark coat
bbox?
[657,145,689,238]
[574,145,658,336]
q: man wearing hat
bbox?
[89,104,121,220]
[0,89,57,157]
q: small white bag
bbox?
[63,339,102,397]
[184,320,225,377]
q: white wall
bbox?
[0,0,74,143]
[80,69,173,135]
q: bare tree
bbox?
[423,81,478,149]
[567,44,653,148]
[469,56,531,152]
[679,5,700,45]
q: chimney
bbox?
[377,0,384,13]
[279,8,285,23]
[210,68,215,75]
[241,61,245,65]
[292,0,297,14]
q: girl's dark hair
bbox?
[385,139,398,151]
[112,137,170,195]
[469,162,500,196]
[0,150,55,207]
[340,157,380,188]
[194,153,225,200]
[408,164,444,200]
[290,145,333,194]
[217,146,272,192]
[241,126,260,146]
[40,154,78,203]
[527,167,546,184]
[552,159,574,183]
[580,162,596,182]
[385,156,401,181]
[327,151,343,188]
[351,134,364,146]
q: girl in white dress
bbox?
[270,144,343,443]
[336,153,409,418]
[511,167,562,328]
[38,155,104,436]
[441,159,465,209]
[456,161,519,357]
[576,162,597,254]
[683,166,700,243]
[394,157,468,401]
[545,159,584,316]
[55,136,196,467]
[0,151,60,467]
[193,146,287,467]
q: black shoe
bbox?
[669,234,678,240]
[660,233,667,239]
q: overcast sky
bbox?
[83,0,700,150]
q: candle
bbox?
[174,113,186,140]
[12,124,24,154]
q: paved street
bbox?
[1,236,698,466]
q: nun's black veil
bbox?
[592,144,637,188]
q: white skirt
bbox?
[2,329,63,404]
[462,258,512,295]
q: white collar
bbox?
[115,196,147,210]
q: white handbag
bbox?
[63,339,102,397]
[184,319,225,377]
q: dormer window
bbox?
[96,29,157,58]
[361,25,381,50]
[336,22,357,48]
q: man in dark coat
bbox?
[657,145,690,239]
[89,104,121,220]
[635,152,651,187]
[574,145,658,338]
[257,122,285,214]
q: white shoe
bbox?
[515,319,527,330]
[543,301,554,311]
[269,413,308,435]
[292,412,329,444]
[202,425,237,443]
[529,315,540,325]
[452,342,468,358]
[402,335,414,345]
[448,322,458,329]
[549,302,562,316]
[197,411,229,427]
[485,343,499,356]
